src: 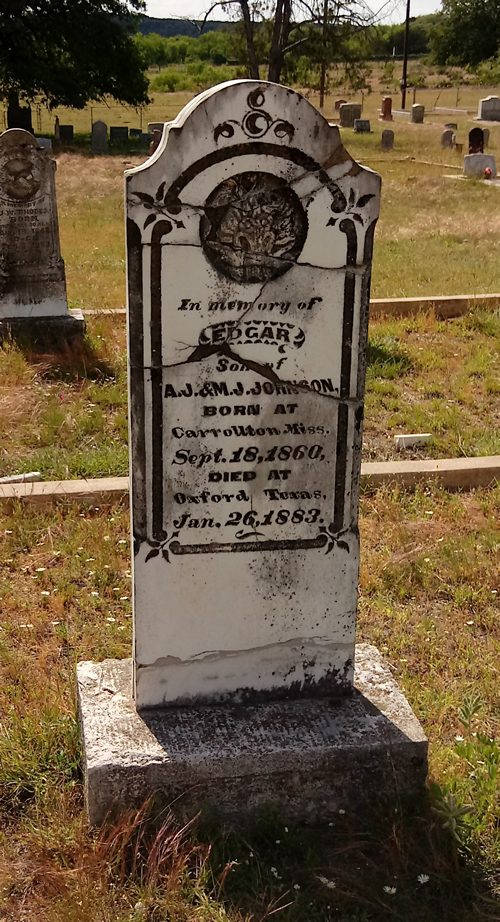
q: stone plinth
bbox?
[78,643,428,826]
[0,309,85,346]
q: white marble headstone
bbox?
[125,80,381,709]
[0,128,67,318]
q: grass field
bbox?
[0,71,499,922]
[0,484,498,920]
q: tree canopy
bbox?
[431,0,500,66]
[0,0,150,110]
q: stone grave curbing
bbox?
[0,128,84,346]
[78,79,427,823]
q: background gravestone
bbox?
[468,127,484,154]
[478,96,500,121]
[110,126,128,145]
[411,104,424,124]
[91,120,108,154]
[463,153,497,178]
[339,103,361,128]
[441,128,455,149]
[59,124,74,143]
[78,80,427,825]
[354,119,371,133]
[0,129,84,339]
[380,97,393,121]
[381,129,394,150]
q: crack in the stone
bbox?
[163,342,359,403]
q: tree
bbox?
[1,0,150,128]
[200,1,376,86]
[431,0,500,66]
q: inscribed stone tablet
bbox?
[126,81,381,709]
[0,128,67,318]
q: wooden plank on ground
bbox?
[1,458,498,507]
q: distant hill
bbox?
[137,16,230,37]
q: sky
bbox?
[144,0,442,25]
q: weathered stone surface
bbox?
[441,129,455,149]
[468,127,484,153]
[339,103,362,127]
[410,104,424,124]
[478,95,500,121]
[0,128,68,319]
[463,153,497,178]
[380,97,393,121]
[78,643,428,826]
[381,129,394,150]
[37,137,52,151]
[483,128,490,147]
[353,119,371,133]
[91,120,108,154]
[125,80,380,709]
[59,124,74,142]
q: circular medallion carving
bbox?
[0,140,41,201]
[200,171,307,283]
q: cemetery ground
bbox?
[0,95,499,920]
[0,485,498,920]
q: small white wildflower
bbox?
[284,826,288,833]
[20,623,34,628]
[328,822,334,827]
[120,596,129,601]
[318,876,336,890]
[338,808,346,815]
[270,867,280,879]
[91,591,99,597]
[36,567,46,572]
[118,539,127,545]
[455,735,465,742]
[249,852,254,858]
[106,616,116,623]
[293,883,300,890]
[41,590,50,596]
[417,874,429,885]
[51,621,60,626]
[103,536,110,542]
[85,558,95,562]
[383,886,396,895]
[275,839,281,844]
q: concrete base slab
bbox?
[0,309,85,347]
[77,644,428,825]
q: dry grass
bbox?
[0,486,498,921]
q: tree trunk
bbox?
[7,90,33,132]
[267,0,292,84]
[239,0,260,79]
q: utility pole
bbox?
[401,0,411,109]
[319,0,328,110]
